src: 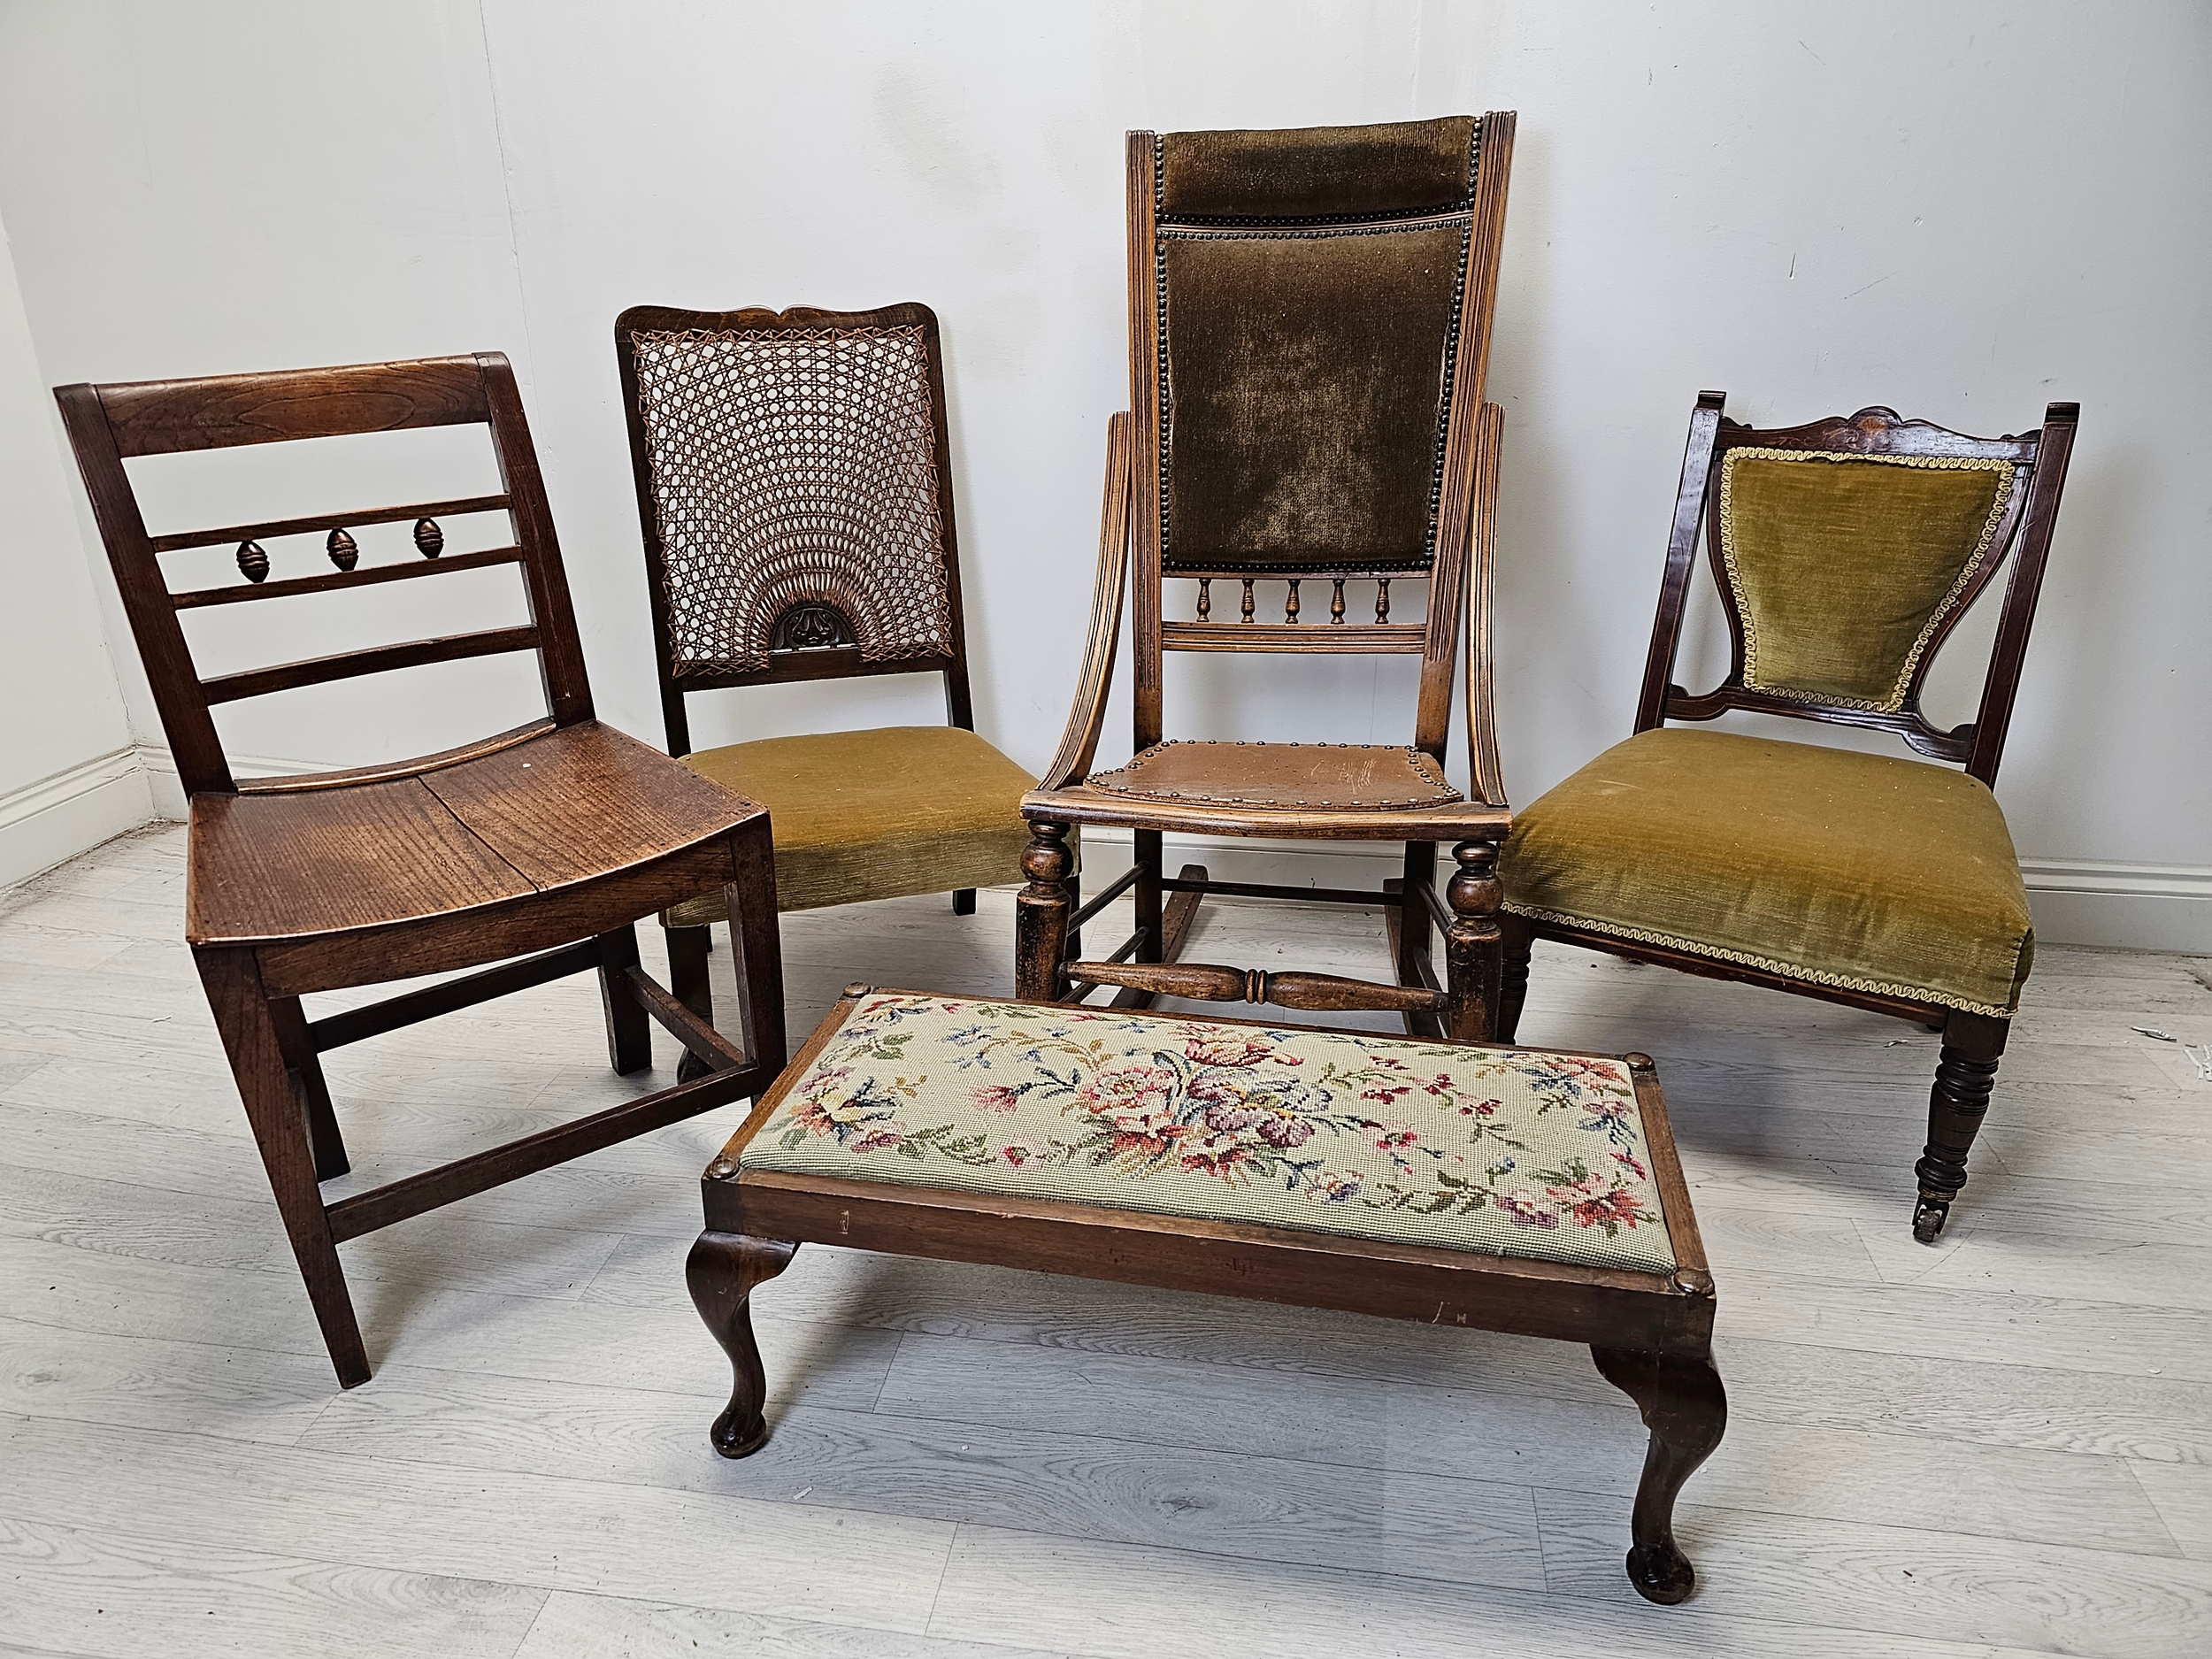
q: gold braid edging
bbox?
[1501,901,2022,1018]
[1717,448,2017,714]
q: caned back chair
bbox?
[616,303,1041,1038]
[1018,114,1518,1040]
[1498,395,2079,1240]
[56,354,786,1386]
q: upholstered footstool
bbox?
[688,987,1727,1604]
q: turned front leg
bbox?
[685,1231,797,1457]
[1592,1345,1728,1604]
[1914,1010,2008,1243]
[1444,839,1504,1041]
[1015,820,1074,1002]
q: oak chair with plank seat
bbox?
[1017,114,1517,1038]
[1497,395,2079,1242]
[616,303,1042,1064]
[690,986,1728,1605]
[55,353,787,1387]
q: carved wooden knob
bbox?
[413,518,444,558]
[326,528,358,571]
[235,541,269,582]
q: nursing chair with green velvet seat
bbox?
[1017,114,1520,1039]
[616,303,1041,1058]
[1496,395,2078,1242]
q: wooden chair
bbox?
[1016,114,1518,1039]
[55,354,787,1386]
[614,303,1042,1055]
[1496,396,2079,1242]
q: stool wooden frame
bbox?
[1497,395,2079,1242]
[688,985,1727,1605]
[56,353,787,1386]
[1016,116,1518,1040]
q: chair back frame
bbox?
[1635,396,2078,787]
[1125,114,1517,801]
[55,353,593,800]
[612,302,977,761]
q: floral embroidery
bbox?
[746,995,1676,1276]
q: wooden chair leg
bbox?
[1396,841,1436,982]
[1015,821,1074,1002]
[1444,840,1505,1041]
[196,947,370,1388]
[686,1230,798,1456]
[1065,861,1083,963]
[1914,1010,2008,1243]
[1496,911,1534,1043]
[665,924,715,1085]
[1592,1347,1728,1605]
[724,818,789,1079]
[1133,830,1164,964]
[269,994,347,1180]
[595,924,653,1077]
[952,888,978,915]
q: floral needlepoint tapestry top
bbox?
[741,995,1677,1276]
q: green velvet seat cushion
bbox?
[1500,728,2033,1015]
[663,726,1035,923]
[1720,449,2016,711]
[741,992,1678,1277]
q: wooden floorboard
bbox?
[2,821,2209,1655]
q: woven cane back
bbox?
[621,305,960,687]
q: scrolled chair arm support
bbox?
[1034,411,1133,793]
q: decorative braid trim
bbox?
[1502,901,2022,1017]
[1717,448,2017,714]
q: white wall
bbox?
[0,1,2205,944]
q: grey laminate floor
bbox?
[4,823,2211,1657]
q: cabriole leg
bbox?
[1914,1010,2008,1243]
[686,1231,798,1457]
[1444,839,1504,1041]
[1496,911,1533,1043]
[1592,1347,1728,1604]
[1015,821,1073,1002]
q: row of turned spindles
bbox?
[234,518,446,583]
[1194,576,1391,625]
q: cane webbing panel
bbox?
[743,994,1678,1276]
[627,324,955,676]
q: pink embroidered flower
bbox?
[972,1084,1024,1115]
[1105,1107,1186,1159]
[1546,1169,1649,1230]
[1079,1063,1178,1119]
[1373,1121,1420,1151]
[1361,1085,1413,1104]
[1494,1192,1560,1228]
[1256,1111,1315,1148]
[1202,1100,1264,1134]
[1313,1171,1363,1203]
[1612,1149,1648,1180]
[1179,1133,1257,1179]
[1001,1139,1040,1167]
[1185,1032,1276,1068]
[1457,1097,1502,1118]
[848,1121,908,1154]
[1420,1071,1457,1096]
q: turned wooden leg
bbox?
[686,1230,798,1456]
[1133,830,1164,964]
[953,887,978,915]
[595,924,653,1077]
[269,994,347,1181]
[1444,839,1505,1042]
[665,924,714,1085]
[1496,911,1533,1044]
[1592,1347,1728,1605]
[1914,1010,2008,1243]
[1016,821,1074,1002]
[196,947,370,1388]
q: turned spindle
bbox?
[1331,579,1346,623]
[1240,578,1256,623]
[326,528,358,571]
[1376,579,1392,624]
[235,540,269,582]
[1195,578,1210,622]
[413,518,444,559]
[1285,579,1301,624]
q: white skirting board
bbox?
[4,751,2207,954]
[1071,827,2212,956]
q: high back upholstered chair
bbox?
[616,303,1040,1047]
[1496,395,2078,1242]
[55,354,787,1386]
[1017,114,1518,1040]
